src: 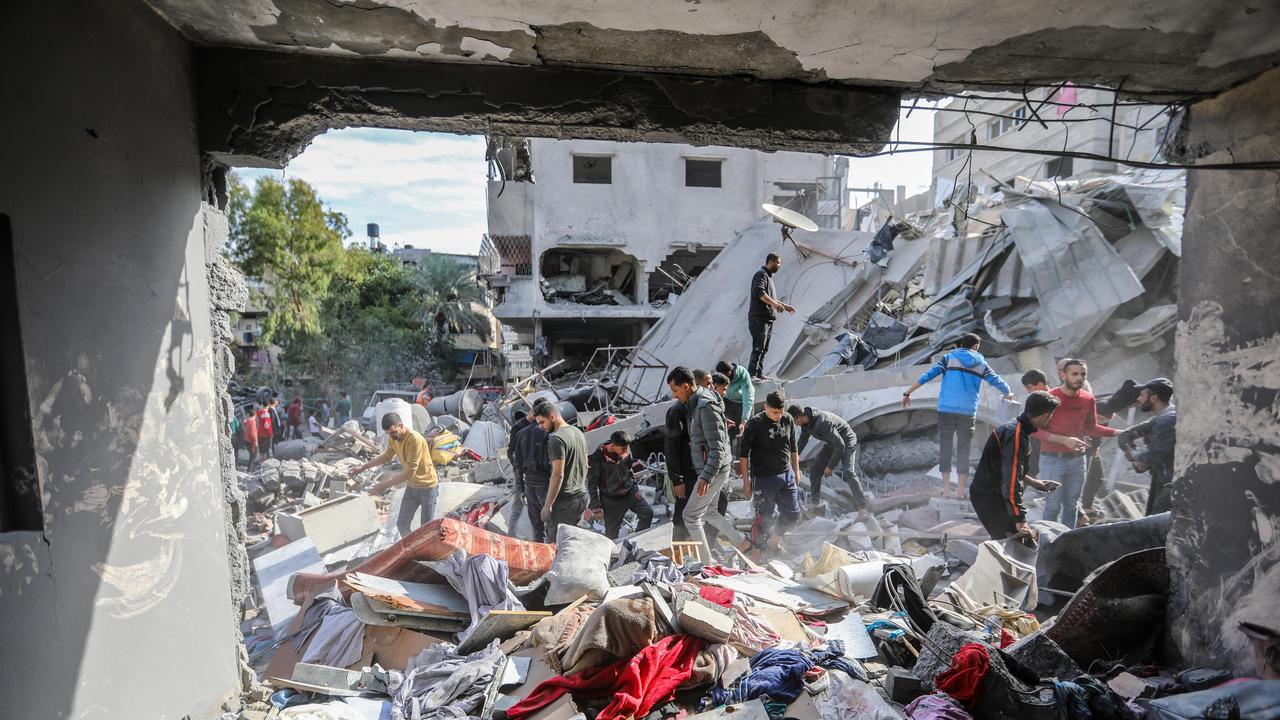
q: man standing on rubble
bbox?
[587,430,654,539]
[1118,378,1177,516]
[286,395,303,440]
[739,391,802,555]
[337,391,352,426]
[1035,359,1120,529]
[747,253,795,381]
[787,405,871,518]
[715,360,755,438]
[243,403,260,470]
[532,401,589,541]
[348,412,440,537]
[970,390,1062,543]
[665,402,698,540]
[669,366,731,563]
[256,399,275,458]
[510,409,553,542]
[901,334,1016,498]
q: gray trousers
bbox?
[398,485,439,538]
[937,412,976,476]
[682,463,731,563]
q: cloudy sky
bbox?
[233,107,936,256]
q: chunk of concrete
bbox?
[275,493,380,555]
[1005,631,1083,681]
[675,595,734,643]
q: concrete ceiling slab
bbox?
[148,0,1280,95]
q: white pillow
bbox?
[544,524,615,604]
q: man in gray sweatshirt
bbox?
[668,365,731,563]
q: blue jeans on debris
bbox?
[1040,452,1086,529]
[397,485,439,538]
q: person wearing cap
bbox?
[1118,378,1176,515]
[349,412,439,537]
[587,429,654,539]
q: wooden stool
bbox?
[664,542,704,566]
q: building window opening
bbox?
[1045,156,1074,179]
[0,215,43,533]
[540,248,638,305]
[650,247,724,304]
[685,158,723,188]
[572,154,612,184]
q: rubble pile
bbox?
[229,393,1270,720]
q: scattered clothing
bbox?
[299,606,364,669]
[435,551,523,646]
[816,667,901,720]
[903,693,974,720]
[561,597,662,676]
[508,634,707,720]
[712,643,865,714]
[933,643,991,708]
[390,642,505,720]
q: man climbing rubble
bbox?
[747,253,795,380]
[1118,377,1177,516]
[739,391,802,556]
[348,412,440,538]
[970,390,1062,544]
[587,430,654,539]
[532,400,589,541]
[669,365,731,563]
[510,409,553,542]
[715,359,755,434]
[787,404,872,519]
[901,333,1015,498]
[1034,359,1119,529]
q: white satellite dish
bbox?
[762,203,820,232]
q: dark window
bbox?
[0,214,42,533]
[1045,156,1074,179]
[572,155,612,184]
[685,159,723,188]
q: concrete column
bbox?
[1167,68,1280,674]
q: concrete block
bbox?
[1006,631,1083,681]
[275,493,380,554]
[676,595,735,643]
[884,668,924,704]
[470,457,512,484]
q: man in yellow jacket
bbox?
[349,412,439,537]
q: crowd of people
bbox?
[234,389,355,470]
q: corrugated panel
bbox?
[924,235,1034,299]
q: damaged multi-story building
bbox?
[2,1,1280,718]
[480,138,847,363]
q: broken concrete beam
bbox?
[275,494,380,555]
[1005,631,1083,681]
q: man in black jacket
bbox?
[738,391,801,554]
[510,410,553,542]
[747,253,795,380]
[788,405,867,513]
[970,390,1062,544]
[1118,378,1177,516]
[588,430,653,539]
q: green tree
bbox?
[416,254,490,342]
[227,174,351,340]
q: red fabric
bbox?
[506,635,707,720]
[256,408,274,437]
[700,566,745,577]
[999,628,1016,648]
[699,586,735,607]
[934,642,991,708]
[1033,388,1118,453]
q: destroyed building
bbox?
[2,1,1280,719]
[480,138,848,364]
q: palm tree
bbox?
[415,254,490,343]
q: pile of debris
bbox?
[230,395,1269,720]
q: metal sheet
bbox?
[821,611,879,659]
[1002,199,1144,332]
[253,537,325,634]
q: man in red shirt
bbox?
[1033,359,1118,528]
[256,402,275,458]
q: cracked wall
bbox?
[196,47,900,168]
[1167,68,1280,674]
[0,0,241,717]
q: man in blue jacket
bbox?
[902,334,1015,498]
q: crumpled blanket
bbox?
[711,642,867,715]
[508,634,707,720]
[933,643,990,708]
[293,585,364,669]
[527,602,596,671]
[561,597,663,675]
[615,540,684,585]
[433,551,524,645]
[390,642,505,720]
